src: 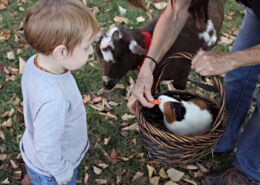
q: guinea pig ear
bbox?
[129,40,147,55]
[163,102,176,123]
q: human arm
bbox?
[33,100,73,185]
[128,0,192,113]
[191,44,260,76]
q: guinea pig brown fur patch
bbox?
[163,102,176,123]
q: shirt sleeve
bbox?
[33,99,73,184]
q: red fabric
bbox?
[136,32,152,70]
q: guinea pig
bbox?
[158,95,213,136]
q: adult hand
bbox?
[128,62,155,113]
[191,50,235,76]
[127,94,137,114]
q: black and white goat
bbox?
[96,0,224,90]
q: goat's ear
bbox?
[112,30,121,41]
[129,40,147,55]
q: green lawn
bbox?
[0,0,244,184]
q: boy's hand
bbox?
[22,174,31,185]
[58,172,73,185]
[59,177,72,185]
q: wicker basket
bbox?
[133,59,227,168]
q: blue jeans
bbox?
[26,166,78,185]
[214,8,260,184]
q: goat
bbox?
[96,0,224,90]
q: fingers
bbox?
[133,88,154,108]
[191,50,205,69]
[127,95,137,114]
[22,174,31,185]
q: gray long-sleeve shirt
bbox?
[20,55,89,183]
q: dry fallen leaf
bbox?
[2,118,12,127]
[183,178,198,185]
[19,57,26,74]
[219,36,233,45]
[14,171,22,180]
[1,178,10,184]
[98,112,117,120]
[8,108,15,117]
[186,164,198,170]
[10,159,18,169]
[92,96,102,104]
[89,104,104,112]
[121,123,139,132]
[113,16,129,24]
[196,162,209,173]
[136,16,145,23]
[116,175,121,184]
[121,113,135,121]
[0,130,5,140]
[159,168,168,179]
[165,181,179,185]
[103,137,111,145]
[102,98,112,110]
[83,95,91,104]
[84,172,89,184]
[118,5,126,16]
[132,171,144,181]
[110,148,121,164]
[93,166,103,175]
[150,176,160,185]
[1,111,9,118]
[0,31,10,41]
[95,179,108,184]
[114,84,125,89]
[147,165,155,182]
[6,51,15,60]
[107,101,119,107]
[100,148,121,164]
[97,163,109,169]
[153,2,167,10]
[167,168,184,182]
[0,154,7,161]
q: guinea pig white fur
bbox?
[158,95,213,136]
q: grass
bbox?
[0,0,244,184]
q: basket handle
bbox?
[152,52,223,96]
[151,52,225,125]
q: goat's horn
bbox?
[129,40,147,55]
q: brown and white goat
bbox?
[96,0,224,90]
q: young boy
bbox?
[20,0,99,184]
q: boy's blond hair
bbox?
[24,0,99,55]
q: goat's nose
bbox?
[102,76,117,90]
[102,76,111,84]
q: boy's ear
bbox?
[53,45,68,59]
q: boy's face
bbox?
[59,34,94,71]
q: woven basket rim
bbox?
[134,75,226,141]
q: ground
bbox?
[0,0,245,184]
